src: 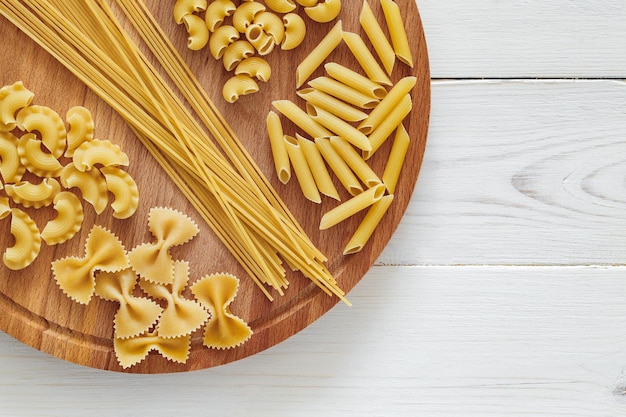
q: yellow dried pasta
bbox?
[65,106,94,158]
[205,0,236,32]
[0,131,25,183]
[72,138,129,172]
[191,273,252,349]
[0,196,10,219]
[41,191,84,246]
[101,166,139,219]
[59,163,109,214]
[17,133,63,178]
[114,331,191,369]
[3,208,41,271]
[0,81,34,132]
[16,105,66,158]
[4,177,60,209]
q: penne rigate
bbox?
[324,62,387,100]
[284,135,321,203]
[305,0,342,23]
[319,183,386,230]
[342,31,392,86]
[330,136,381,188]
[298,88,368,123]
[315,138,363,196]
[382,124,410,194]
[359,0,395,75]
[358,76,416,134]
[343,194,394,255]
[380,0,413,67]
[295,20,343,88]
[308,106,371,152]
[308,76,379,109]
[266,111,291,184]
[364,93,412,160]
[298,134,340,201]
[272,99,332,139]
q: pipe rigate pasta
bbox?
[222,40,255,71]
[3,208,41,271]
[0,196,10,219]
[101,166,138,219]
[41,191,84,246]
[0,81,34,132]
[59,164,109,214]
[295,0,317,6]
[72,138,129,172]
[305,0,341,23]
[245,24,275,55]
[0,131,25,183]
[182,14,210,50]
[3,177,61,209]
[265,0,296,13]
[205,0,236,32]
[114,331,191,369]
[52,225,129,304]
[232,1,266,33]
[235,57,272,82]
[16,105,67,158]
[208,25,240,59]
[65,106,94,158]
[253,11,284,45]
[191,273,252,350]
[173,0,207,24]
[281,13,306,50]
[222,75,259,103]
[17,133,64,178]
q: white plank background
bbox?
[2,1,626,416]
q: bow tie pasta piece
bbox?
[72,139,129,172]
[17,133,63,178]
[4,178,61,209]
[101,166,138,219]
[138,261,209,339]
[0,131,26,183]
[16,105,67,158]
[95,268,163,340]
[3,208,41,271]
[114,331,191,369]
[65,106,94,158]
[41,191,84,246]
[52,225,129,304]
[59,164,109,214]
[0,82,34,132]
[191,273,252,349]
[129,207,199,285]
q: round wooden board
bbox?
[0,0,429,373]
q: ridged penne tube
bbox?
[254,11,284,44]
[41,191,84,245]
[59,164,109,214]
[232,1,266,33]
[382,124,410,194]
[343,194,394,255]
[72,139,129,172]
[358,76,416,134]
[380,0,413,67]
[209,25,239,59]
[298,89,367,123]
[364,93,412,159]
[298,134,339,201]
[315,138,363,196]
[308,106,371,152]
[0,131,25,183]
[182,14,210,50]
[342,31,392,86]
[16,105,67,158]
[308,77,379,109]
[295,20,342,88]
[305,0,341,23]
[245,24,275,55]
[360,0,395,75]
[65,106,94,158]
[222,75,259,103]
[222,40,255,71]
[205,0,236,32]
[271,100,332,139]
[4,208,41,271]
[281,13,306,50]
[173,0,207,24]
[17,133,63,178]
[330,136,381,188]
[265,0,296,13]
[266,111,290,184]
[324,62,387,99]
[284,135,321,204]
[319,183,386,230]
[235,57,272,82]
[0,81,34,132]
[4,177,61,209]
[101,166,139,219]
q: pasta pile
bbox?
[269,0,414,254]
[0,1,348,304]
[0,81,138,270]
[52,207,252,369]
[173,0,342,102]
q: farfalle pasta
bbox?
[114,331,191,369]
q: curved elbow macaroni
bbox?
[101,166,139,219]
[17,133,63,178]
[41,191,84,245]
[253,12,285,45]
[4,178,61,209]
[222,40,255,71]
[72,139,130,172]
[305,0,341,23]
[232,1,266,33]
[3,208,41,271]
[16,105,67,158]
[173,0,207,24]
[0,81,34,132]
[205,0,236,32]
[209,25,240,59]
[281,13,306,50]
[265,0,296,13]
[182,14,210,50]
[235,57,272,82]
[222,75,259,103]
[0,196,10,220]
[0,131,25,183]
[295,0,317,6]
[245,24,275,55]
[60,164,109,214]
[65,106,94,158]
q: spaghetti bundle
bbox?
[0,0,346,303]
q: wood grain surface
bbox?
[0,1,430,372]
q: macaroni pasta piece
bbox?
[4,177,61,209]
[358,76,416,134]
[319,183,386,230]
[209,25,240,59]
[182,13,210,50]
[308,106,371,152]
[324,62,387,99]
[342,31,392,86]
[308,76,379,109]
[222,75,259,103]
[298,88,368,123]
[59,163,109,214]
[266,111,291,184]
[265,0,296,13]
[235,57,272,82]
[382,124,410,194]
[284,135,321,204]
[0,131,25,183]
[305,0,341,23]
[343,194,394,255]
[380,0,413,67]
[315,137,363,196]
[281,13,306,50]
[205,0,235,32]
[101,166,139,219]
[295,20,342,88]
[295,0,317,6]
[359,0,395,75]
[253,11,284,45]
[232,1,266,33]
[114,331,191,369]
[0,81,34,132]
[329,136,381,188]
[41,191,84,245]
[173,0,207,24]
[72,139,130,172]
[65,106,94,158]
[222,40,255,71]
[3,208,41,271]
[16,105,67,158]
[298,134,340,201]
[17,133,63,178]
[191,273,253,350]
[0,196,10,219]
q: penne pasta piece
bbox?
[173,0,207,24]
[359,0,395,75]
[364,93,412,160]
[298,134,340,201]
[342,31,392,86]
[182,13,210,50]
[266,111,290,184]
[298,88,367,123]
[343,194,394,255]
[330,136,381,188]
[324,62,387,99]
[235,57,272,82]
[308,106,371,152]
[358,76,416,134]
[380,0,413,67]
[271,100,332,139]
[382,124,410,194]
[222,40,255,71]
[284,135,321,203]
[265,0,296,13]
[222,75,259,103]
[282,13,306,50]
[319,183,386,230]
[305,0,341,23]
[232,1,266,33]
[205,0,236,32]
[308,76,379,109]
[315,138,363,196]
[295,20,342,88]
[209,25,239,59]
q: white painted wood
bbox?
[1,266,626,416]
[418,1,626,78]
[379,79,626,266]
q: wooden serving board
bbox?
[0,0,429,373]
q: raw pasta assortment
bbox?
[0,81,138,270]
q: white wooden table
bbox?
[2,1,626,416]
